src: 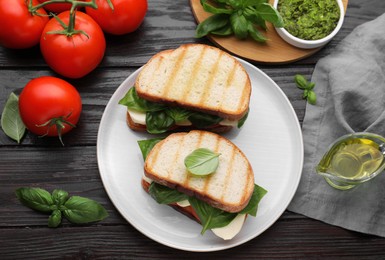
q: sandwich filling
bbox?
[119,87,249,134]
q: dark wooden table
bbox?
[1,0,385,259]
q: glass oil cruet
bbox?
[316,132,385,190]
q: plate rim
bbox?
[97,57,304,252]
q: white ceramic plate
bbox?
[97,58,304,252]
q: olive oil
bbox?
[317,138,384,180]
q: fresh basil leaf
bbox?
[307,91,317,105]
[212,23,233,36]
[48,209,62,228]
[239,184,267,216]
[243,8,267,30]
[146,110,175,134]
[188,112,222,128]
[119,87,165,112]
[196,13,230,38]
[63,196,108,224]
[307,82,316,90]
[52,189,69,206]
[184,148,220,176]
[237,110,249,128]
[137,138,163,160]
[257,3,284,27]
[201,0,233,14]
[230,12,249,39]
[242,0,267,6]
[1,92,26,143]
[148,182,189,204]
[294,74,308,89]
[165,107,192,123]
[189,196,237,234]
[247,23,267,42]
[15,187,54,213]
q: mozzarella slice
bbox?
[211,214,246,240]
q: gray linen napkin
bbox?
[287,13,385,237]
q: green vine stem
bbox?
[29,0,98,36]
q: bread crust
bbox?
[135,44,251,121]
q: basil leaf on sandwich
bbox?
[148,182,189,204]
[119,87,247,133]
[148,182,267,234]
[137,138,164,160]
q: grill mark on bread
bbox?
[199,51,223,109]
[143,52,167,94]
[221,145,236,202]
[162,47,188,98]
[202,133,221,194]
[184,131,204,187]
[219,60,237,113]
[181,47,206,102]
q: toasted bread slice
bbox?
[135,44,251,120]
[144,130,254,213]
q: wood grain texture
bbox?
[1,0,385,258]
[190,0,349,64]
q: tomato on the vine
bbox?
[19,76,82,143]
[85,0,147,35]
[40,11,106,78]
[38,0,73,13]
[0,0,49,49]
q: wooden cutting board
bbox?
[190,0,348,64]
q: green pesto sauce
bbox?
[278,0,340,40]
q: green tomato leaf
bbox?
[148,182,189,204]
[1,92,26,143]
[48,209,62,228]
[230,12,249,39]
[137,138,164,160]
[15,187,54,213]
[239,184,267,216]
[146,110,175,134]
[196,13,230,38]
[184,148,220,176]
[63,196,108,224]
[188,196,237,234]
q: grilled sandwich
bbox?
[138,130,267,240]
[119,44,251,134]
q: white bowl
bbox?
[273,0,345,49]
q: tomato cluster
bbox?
[0,0,148,78]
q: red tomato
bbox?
[85,0,147,35]
[19,76,82,141]
[40,11,106,78]
[0,0,49,49]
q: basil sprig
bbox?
[148,182,267,234]
[294,74,316,105]
[196,0,284,42]
[137,138,164,160]
[119,87,244,134]
[184,148,221,176]
[1,92,26,143]
[16,187,108,227]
